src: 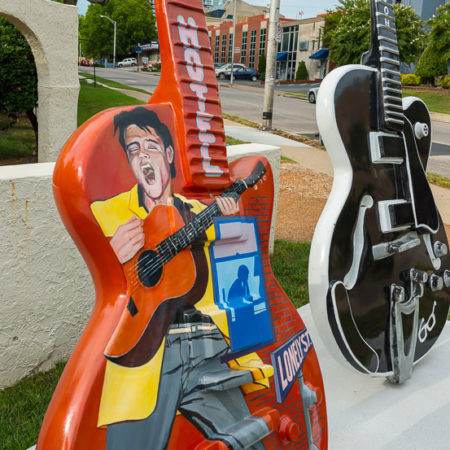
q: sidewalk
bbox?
[224,121,450,226]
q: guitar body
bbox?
[106,205,199,361]
[37,0,328,447]
[309,63,450,376]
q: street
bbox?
[80,66,450,160]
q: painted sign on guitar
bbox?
[37,0,327,448]
[309,0,450,383]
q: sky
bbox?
[76,0,341,20]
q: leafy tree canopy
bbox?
[427,3,450,61]
[0,18,37,128]
[324,0,425,66]
[79,0,156,59]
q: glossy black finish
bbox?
[326,67,450,374]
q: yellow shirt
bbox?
[91,186,272,427]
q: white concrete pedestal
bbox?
[299,305,450,450]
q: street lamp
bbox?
[100,14,117,68]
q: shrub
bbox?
[401,74,421,86]
[415,46,448,85]
[439,76,450,89]
[295,61,308,80]
[258,54,266,80]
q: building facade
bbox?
[208,15,328,81]
[400,0,447,20]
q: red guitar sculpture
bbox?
[37,0,327,448]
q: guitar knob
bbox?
[434,241,448,257]
[391,284,405,303]
[428,274,444,292]
[414,122,429,140]
[443,270,450,288]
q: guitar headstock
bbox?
[149,0,231,192]
[244,160,267,188]
[362,0,404,132]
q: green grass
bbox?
[78,79,145,126]
[283,92,308,99]
[270,240,311,308]
[427,172,450,189]
[226,136,247,146]
[403,89,449,115]
[0,362,65,450]
[80,72,152,95]
[0,115,36,159]
[281,155,298,163]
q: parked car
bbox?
[225,67,259,81]
[307,86,319,104]
[118,57,137,67]
[79,59,91,66]
[215,63,246,79]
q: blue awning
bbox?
[276,52,288,61]
[309,48,329,59]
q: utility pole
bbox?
[261,0,280,130]
[100,15,117,68]
[230,0,237,85]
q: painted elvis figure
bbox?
[90,107,273,449]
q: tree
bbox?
[79,0,156,59]
[258,54,266,80]
[0,18,38,148]
[427,3,450,61]
[415,46,448,85]
[323,0,425,67]
[295,61,308,80]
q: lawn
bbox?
[0,239,309,449]
[80,72,152,95]
[0,114,36,160]
[77,79,145,126]
[403,89,449,115]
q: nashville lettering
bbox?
[177,15,222,176]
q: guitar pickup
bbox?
[369,132,404,164]
[372,231,420,260]
[377,199,414,233]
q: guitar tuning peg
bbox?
[254,184,258,190]
[414,122,429,140]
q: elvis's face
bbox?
[124,124,174,201]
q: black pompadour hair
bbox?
[114,107,176,177]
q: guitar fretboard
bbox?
[375,0,404,131]
[156,179,250,264]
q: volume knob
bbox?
[414,122,429,140]
[428,274,444,292]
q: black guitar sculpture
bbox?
[309,0,450,383]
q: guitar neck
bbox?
[156,179,249,264]
[364,0,404,132]
[150,0,230,189]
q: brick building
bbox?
[208,15,329,81]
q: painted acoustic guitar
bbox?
[309,0,450,383]
[37,0,327,447]
[106,162,266,365]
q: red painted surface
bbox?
[37,0,328,448]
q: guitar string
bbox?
[123,176,262,289]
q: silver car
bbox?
[215,63,246,80]
[307,87,319,104]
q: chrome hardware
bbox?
[414,122,429,140]
[443,270,450,288]
[434,241,448,257]
[372,231,420,260]
[428,274,444,292]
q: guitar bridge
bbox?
[388,268,427,384]
[372,231,420,260]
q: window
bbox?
[241,31,247,64]
[214,34,220,63]
[276,26,299,81]
[299,40,309,51]
[259,28,266,56]
[221,35,227,64]
[228,33,233,63]
[249,30,257,67]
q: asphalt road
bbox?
[80,67,449,156]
